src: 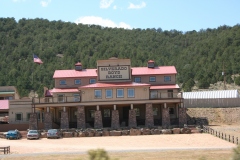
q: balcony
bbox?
[150,91,182,99]
[33,96,81,104]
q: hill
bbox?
[0,18,240,97]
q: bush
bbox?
[232,144,240,160]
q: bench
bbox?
[0,146,10,154]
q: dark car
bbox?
[47,129,61,139]
[27,130,40,140]
[6,130,21,140]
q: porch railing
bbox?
[150,91,182,99]
[33,96,81,104]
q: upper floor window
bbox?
[59,80,66,85]
[134,77,141,83]
[164,76,171,82]
[149,76,156,82]
[106,89,113,98]
[90,79,96,84]
[75,79,81,85]
[117,89,124,98]
[94,90,102,98]
[127,89,135,98]
[73,94,80,102]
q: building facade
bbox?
[31,58,186,130]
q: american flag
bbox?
[33,54,43,64]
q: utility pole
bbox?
[222,61,226,90]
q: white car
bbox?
[27,130,40,140]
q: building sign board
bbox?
[98,65,130,81]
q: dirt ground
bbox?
[0,132,238,160]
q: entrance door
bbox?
[122,106,130,127]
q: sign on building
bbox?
[98,65,131,81]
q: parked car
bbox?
[6,130,21,140]
[27,130,40,140]
[47,129,61,139]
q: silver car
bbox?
[47,129,61,139]
[27,130,40,140]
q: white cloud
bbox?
[100,0,114,8]
[113,5,117,9]
[128,1,146,9]
[40,0,51,7]
[75,16,132,29]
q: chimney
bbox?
[147,60,155,68]
[75,62,82,71]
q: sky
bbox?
[0,0,240,32]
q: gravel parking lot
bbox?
[0,134,237,156]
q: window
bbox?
[164,76,171,82]
[15,113,22,121]
[150,91,158,99]
[117,89,124,98]
[134,77,141,83]
[58,94,64,102]
[73,94,80,102]
[89,110,95,118]
[169,107,175,114]
[106,89,112,98]
[104,109,110,117]
[26,113,31,121]
[149,76,156,82]
[94,90,102,98]
[75,66,82,70]
[153,107,158,116]
[59,80,66,85]
[168,90,173,98]
[127,89,135,98]
[75,79,81,85]
[134,108,140,116]
[90,79,96,84]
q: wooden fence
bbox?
[203,126,238,145]
[184,98,240,108]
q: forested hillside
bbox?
[0,18,240,97]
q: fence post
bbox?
[225,134,226,140]
[218,132,220,138]
[233,136,234,144]
[237,137,238,145]
[222,133,223,139]
[229,135,231,142]
[216,131,217,137]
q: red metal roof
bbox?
[0,100,9,110]
[79,82,150,89]
[53,69,97,78]
[150,84,179,90]
[148,60,155,63]
[50,88,80,93]
[132,66,177,75]
[75,62,82,66]
[45,90,53,97]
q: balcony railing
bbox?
[150,91,182,99]
[33,96,81,104]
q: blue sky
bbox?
[0,0,240,32]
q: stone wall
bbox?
[162,107,170,128]
[44,112,52,130]
[179,108,187,127]
[77,106,85,129]
[111,110,119,129]
[187,108,240,125]
[94,110,103,129]
[128,109,136,128]
[145,104,154,127]
[60,112,69,129]
[29,113,38,130]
